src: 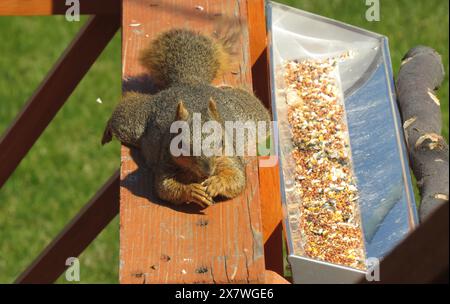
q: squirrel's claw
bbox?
[202,176,222,198]
[187,184,214,208]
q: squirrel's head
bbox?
[169,98,223,180]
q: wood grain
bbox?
[120,0,265,284]
[247,0,284,275]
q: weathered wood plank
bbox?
[120,0,265,284]
[248,0,282,243]
[0,0,120,15]
[247,0,284,275]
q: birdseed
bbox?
[280,53,366,270]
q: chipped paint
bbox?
[401,56,413,66]
[415,133,444,150]
[403,116,417,130]
[428,89,441,106]
[434,194,449,201]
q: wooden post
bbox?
[120,0,266,284]
[361,203,449,284]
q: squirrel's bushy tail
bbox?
[140,24,240,86]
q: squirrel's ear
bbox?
[208,97,221,120]
[175,100,189,121]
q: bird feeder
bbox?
[266,1,418,284]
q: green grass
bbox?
[0,1,448,283]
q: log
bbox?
[396,46,449,222]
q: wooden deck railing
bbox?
[0,0,447,284]
[1,0,122,284]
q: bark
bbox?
[396,46,448,222]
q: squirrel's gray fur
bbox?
[102,28,271,207]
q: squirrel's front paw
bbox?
[203,173,246,199]
[202,176,226,198]
[186,183,214,208]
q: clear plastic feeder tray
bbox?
[266,2,418,283]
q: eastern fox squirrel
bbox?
[102,28,270,208]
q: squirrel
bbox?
[102,28,271,208]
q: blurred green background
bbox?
[0,0,448,283]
